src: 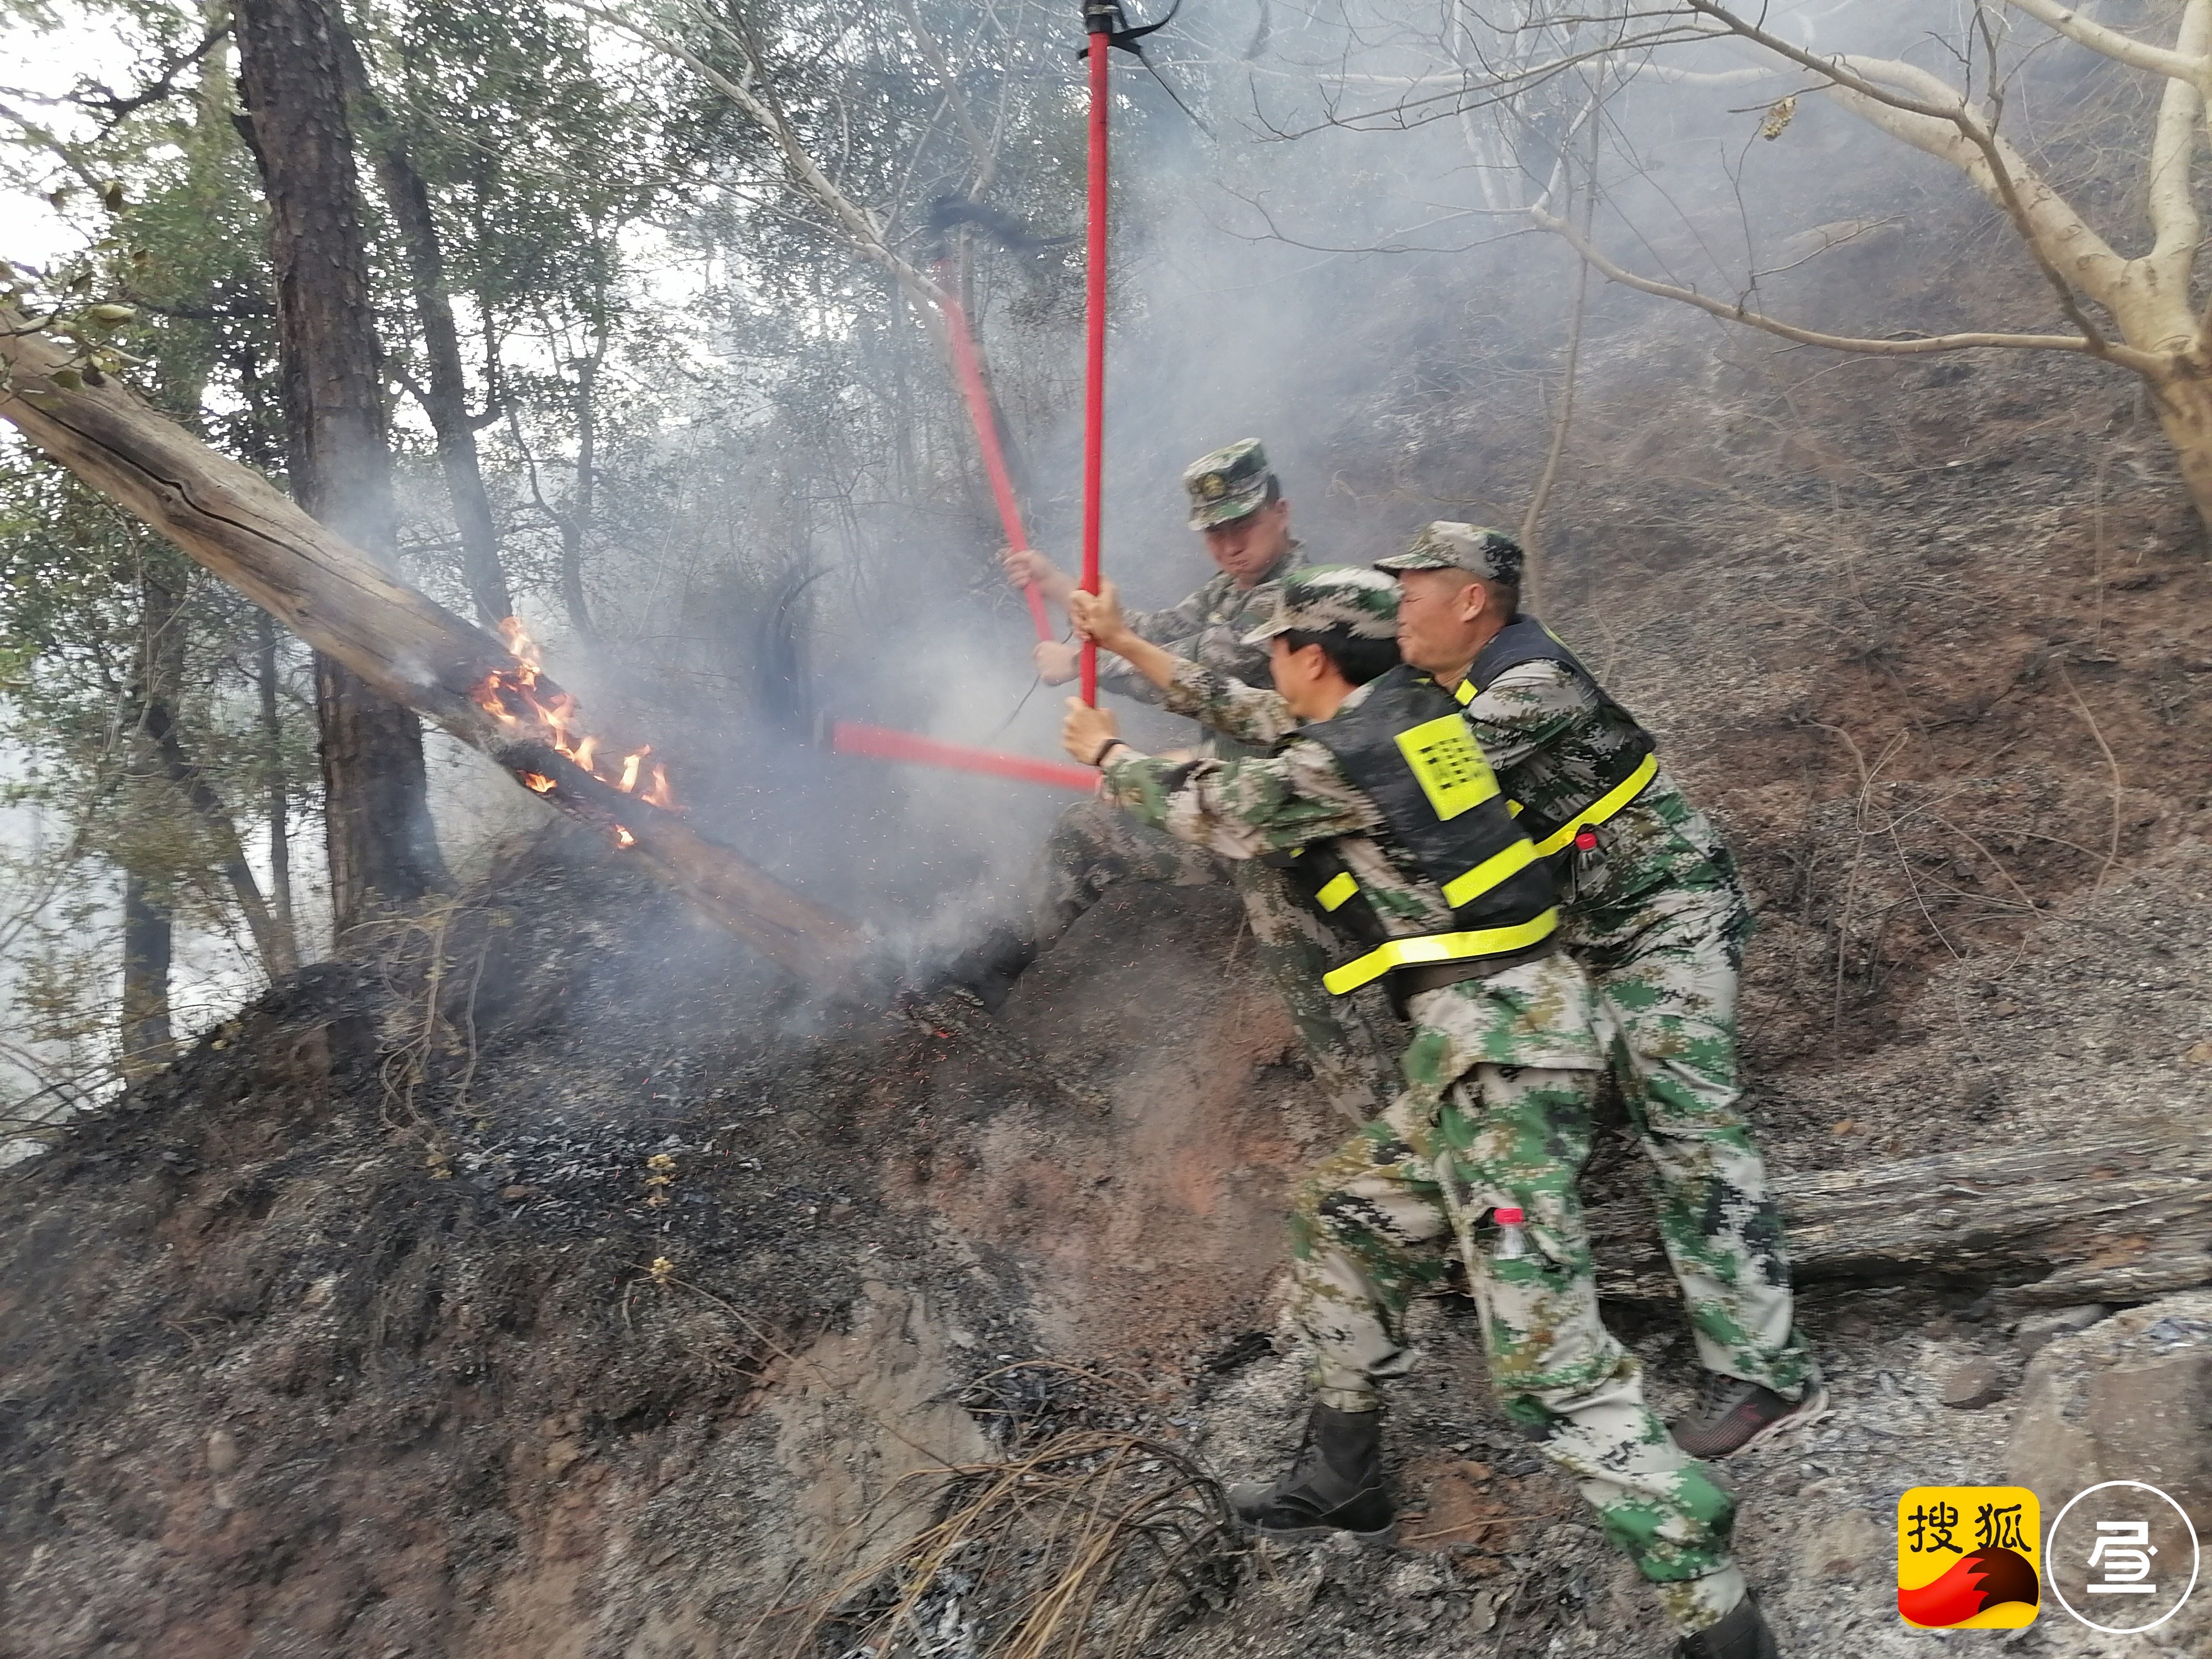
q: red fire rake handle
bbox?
[933,264,1053,643]
[830,721,1099,793]
[1078,11,1111,707]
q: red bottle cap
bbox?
[1494,1206,1525,1225]
[1573,827,1598,851]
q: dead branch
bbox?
[1683,1,2126,354]
[573,1,948,313]
[1525,202,2138,364]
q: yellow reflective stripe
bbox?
[1322,909,1559,995]
[1317,872,1358,911]
[1528,752,1659,857]
[1452,677,1474,706]
[1440,838,1537,910]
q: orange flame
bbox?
[469,618,682,841]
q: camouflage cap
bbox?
[1373,521,1526,585]
[1182,439,1277,530]
[1240,564,1401,644]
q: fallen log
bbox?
[0,309,859,983]
[1589,1121,2212,1309]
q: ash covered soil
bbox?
[9,229,2212,1656]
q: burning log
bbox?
[0,307,859,984]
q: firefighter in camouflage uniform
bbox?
[1076,513,1822,1459]
[1379,523,1820,1457]
[983,440,1399,1124]
[1061,566,1779,1659]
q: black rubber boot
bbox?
[1674,1596,1780,1659]
[1227,1405,1394,1542]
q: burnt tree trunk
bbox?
[234,0,447,943]
[557,347,601,643]
[119,563,186,1079]
[144,697,298,979]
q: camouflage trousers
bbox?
[1288,1035,1743,1630]
[1031,800,1399,1122]
[1567,867,1814,1399]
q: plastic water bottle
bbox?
[1492,1205,1530,1260]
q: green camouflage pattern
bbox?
[1238,564,1400,643]
[1285,985,1743,1629]
[1232,860,1405,1124]
[1030,797,1223,944]
[1152,653,1813,1397]
[1181,437,1276,529]
[1559,774,1813,1397]
[1094,700,1749,1635]
[1102,687,1596,1025]
[1095,547,1295,738]
[1450,657,1658,870]
[1027,800,1400,1123]
[1373,520,1526,584]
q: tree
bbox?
[1402,1,2212,526]
[337,22,514,628]
[233,0,450,938]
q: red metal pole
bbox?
[1079,14,1112,706]
[830,720,1099,793]
[933,259,1052,641]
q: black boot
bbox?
[1227,1405,1394,1541]
[1674,1597,1779,1659]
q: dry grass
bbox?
[761,1400,1244,1659]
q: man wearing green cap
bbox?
[1060,566,1778,1659]
[1376,523,1817,1458]
[1006,437,1293,701]
[1088,516,1820,1459]
[973,440,1398,1125]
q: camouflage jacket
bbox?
[1097,543,1298,734]
[1100,684,1599,1070]
[1453,658,1740,921]
[1155,654,1743,925]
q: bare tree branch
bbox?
[571,1,948,310]
[1684,1,2123,355]
[2002,0,2208,83]
[894,0,996,196]
[2147,1,2210,308]
[1527,201,2156,370]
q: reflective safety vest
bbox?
[1282,664,1558,996]
[1454,615,1658,867]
